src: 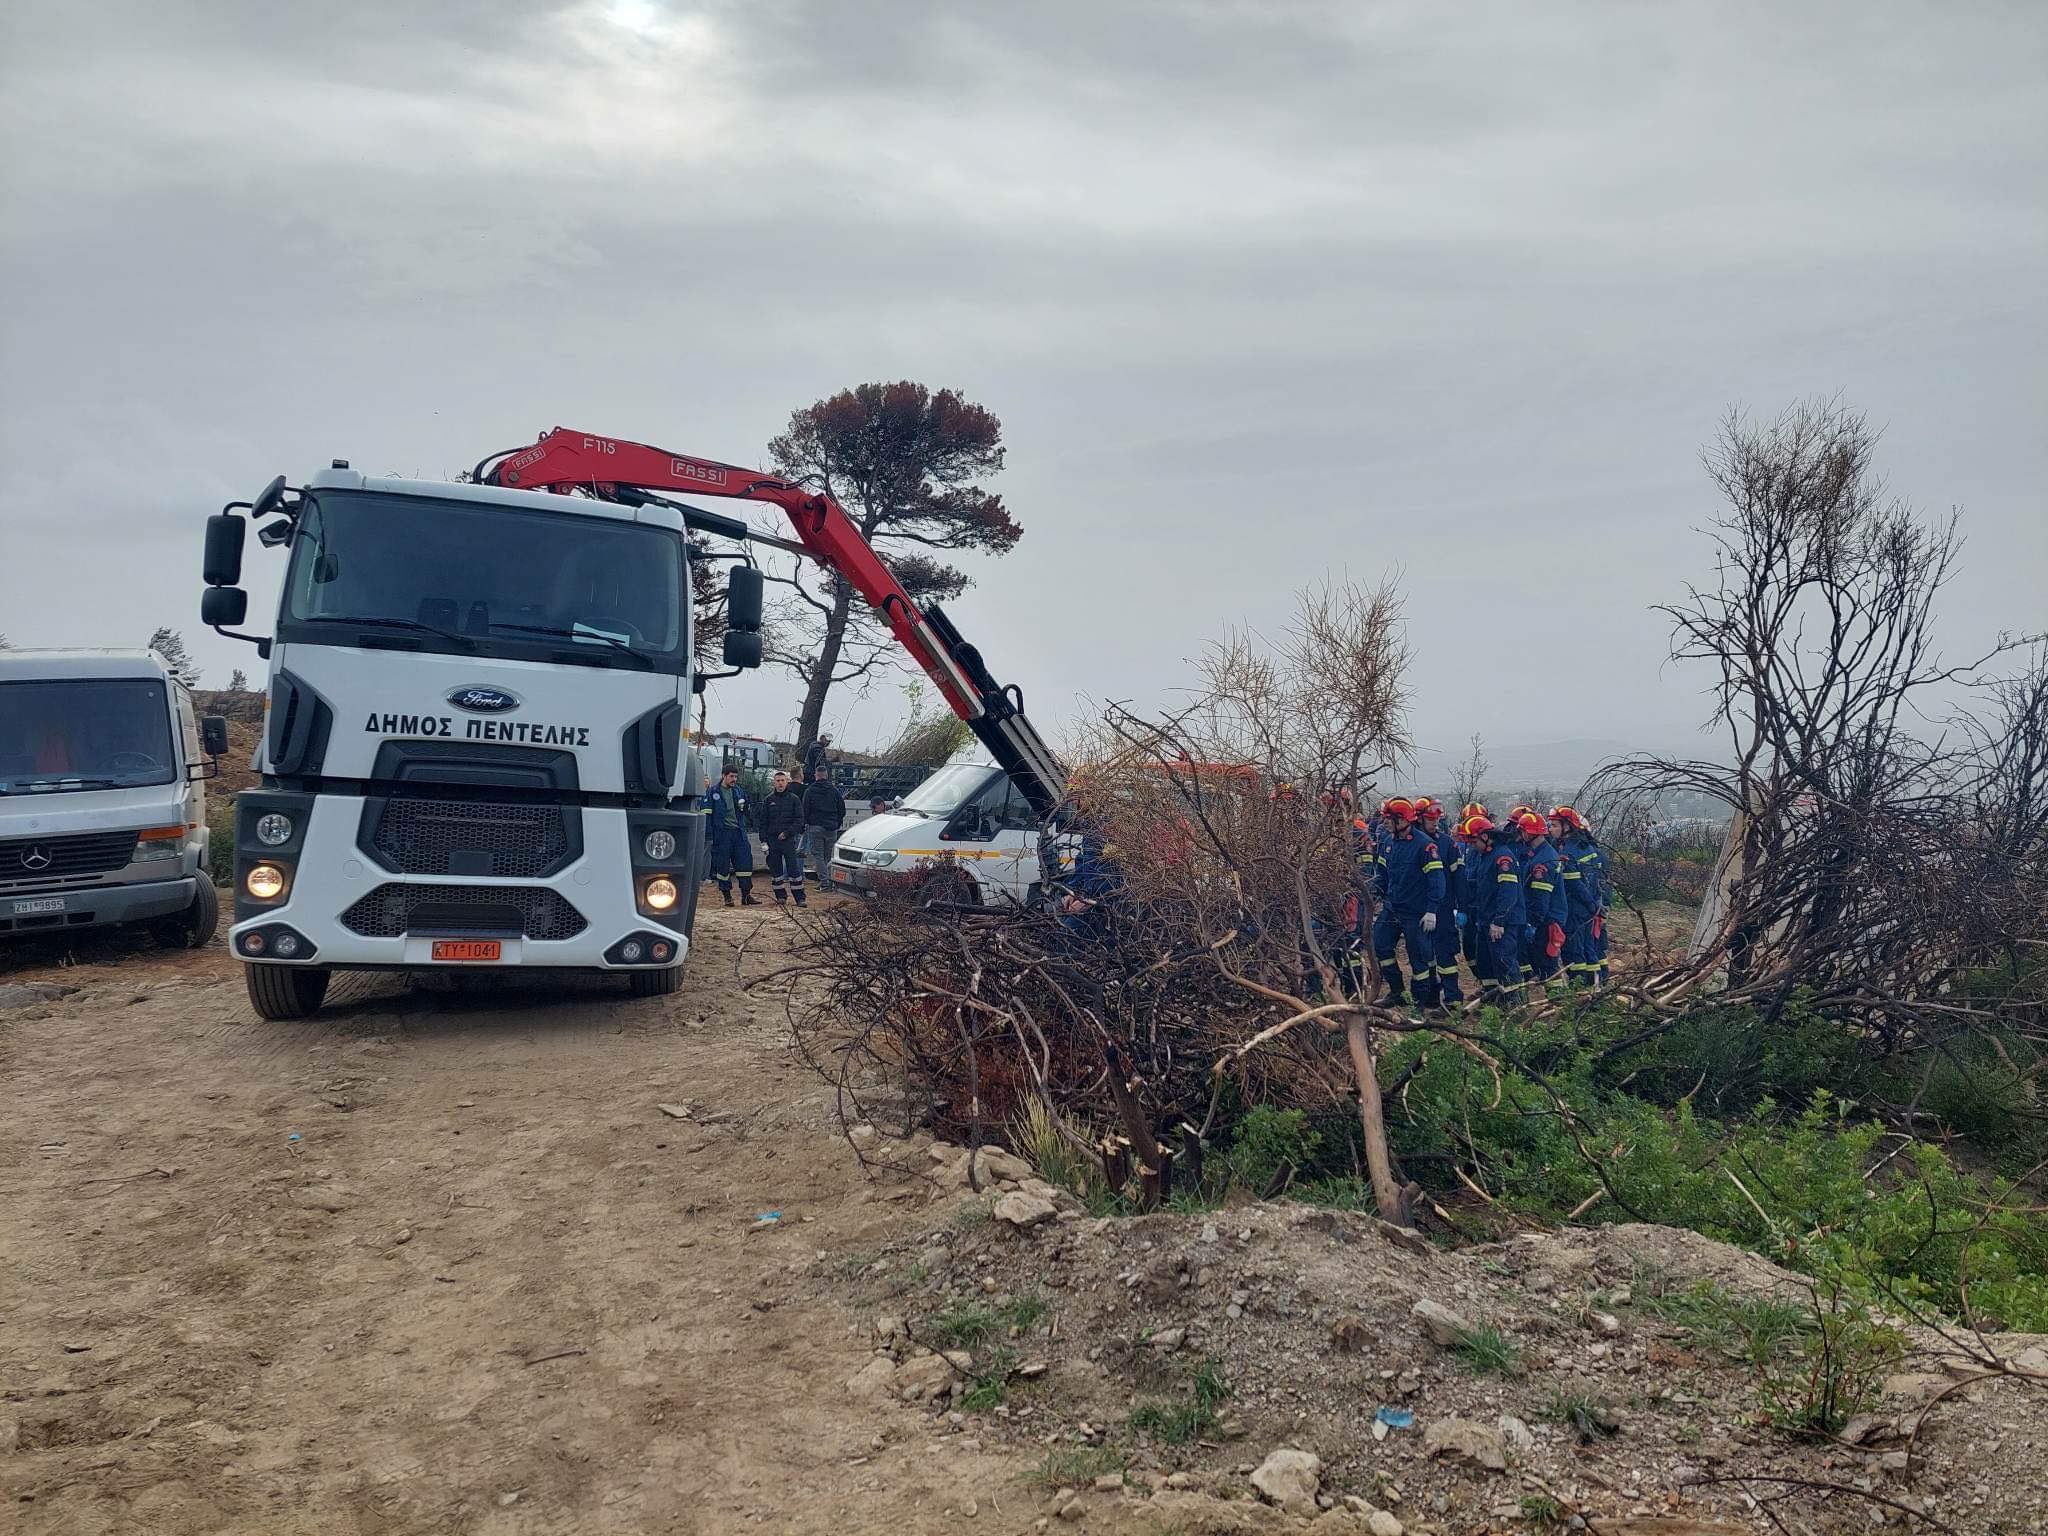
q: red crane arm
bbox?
[476,427,1065,816]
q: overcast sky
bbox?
[2,0,2042,763]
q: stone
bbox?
[1330,1316,1369,1353]
[845,1356,898,1402]
[1422,1417,1508,1472]
[1092,1473,1124,1492]
[1497,1413,1534,1454]
[1374,1219,1433,1257]
[1410,1298,1472,1348]
[1017,1360,1049,1378]
[994,1191,1057,1229]
[1249,1447,1323,1514]
[890,1353,958,1402]
[1145,1326,1187,1350]
[0,982,77,1010]
[1199,1222,1220,1243]
[293,1186,352,1213]
[874,1315,906,1341]
[1368,1513,1403,1536]
[1585,1309,1623,1338]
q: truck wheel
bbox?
[627,966,681,998]
[247,963,331,1020]
[154,879,220,949]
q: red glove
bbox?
[1545,922,1565,959]
[1591,912,1604,940]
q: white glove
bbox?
[1421,912,1437,933]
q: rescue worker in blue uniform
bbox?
[1369,797,1445,1010]
[1455,803,1490,981]
[1463,814,1525,1006]
[705,766,759,907]
[1414,798,1464,1008]
[1505,808,1566,986]
[1549,805,1609,987]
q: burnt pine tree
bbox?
[227,668,250,692]
[146,627,202,687]
[766,383,1020,753]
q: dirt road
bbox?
[0,904,1027,1535]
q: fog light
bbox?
[652,941,672,961]
[643,829,676,860]
[242,932,267,954]
[255,813,294,846]
[245,864,286,900]
[643,876,678,910]
[273,933,301,958]
[620,939,645,962]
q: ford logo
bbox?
[446,686,521,714]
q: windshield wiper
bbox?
[315,614,476,650]
[486,621,652,665]
[2,776,125,793]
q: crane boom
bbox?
[476,427,1065,817]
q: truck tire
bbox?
[627,965,681,998]
[247,963,331,1020]
[154,878,220,950]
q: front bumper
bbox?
[0,876,196,938]
[229,793,701,972]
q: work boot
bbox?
[719,886,733,908]
[793,890,807,907]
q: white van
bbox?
[0,649,227,947]
[825,745,1048,906]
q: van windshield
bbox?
[0,678,175,794]
[896,763,997,818]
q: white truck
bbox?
[0,648,226,948]
[197,462,767,1020]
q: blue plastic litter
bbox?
[286,1132,302,1143]
[754,1210,782,1224]
[1374,1406,1414,1429]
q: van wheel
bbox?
[154,879,219,949]
[247,963,331,1020]
[628,966,681,998]
[920,864,979,908]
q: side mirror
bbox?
[203,514,245,585]
[726,565,765,631]
[250,475,289,521]
[201,587,248,626]
[721,630,762,669]
[201,716,230,756]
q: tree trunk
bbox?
[1344,1014,1410,1226]
[794,584,855,754]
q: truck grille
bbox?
[339,883,588,941]
[0,830,138,881]
[366,798,573,879]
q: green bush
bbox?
[1225,1106,1321,1194]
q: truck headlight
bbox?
[134,824,186,861]
[643,876,678,910]
[256,813,294,847]
[246,864,286,900]
[643,830,676,860]
[862,850,899,867]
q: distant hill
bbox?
[1404,738,1713,801]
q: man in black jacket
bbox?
[759,769,808,906]
[801,767,846,888]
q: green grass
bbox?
[1000,1289,1054,1334]
[1034,1445,1126,1488]
[1448,1323,1521,1376]
[1520,1494,1565,1527]
[950,1200,993,1231]
[1543,1388,1619,1442]
[1128,1357,1232,1446]
[959,1343,1019,1414]
[1634,1274,1812,1370]
[927,1301,998,1350]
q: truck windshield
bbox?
[281,490,686,672]
[897,763,997,818]
[0,679,175,794]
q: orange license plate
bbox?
[432,940,501,963]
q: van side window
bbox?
[990,775,1038,832]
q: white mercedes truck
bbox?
[1,648,227,948]
[197,462,765,1020]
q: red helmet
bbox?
[1460,801,1487,819]
[1508,803,1538,822]
[1381,797,1417,823]
[1512,811,1546,839]
[1415,796,1442,820]
[1461,814,1497,839]
[1550,804,1588,832]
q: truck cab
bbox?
[0,649,226,948]
[199,465,764,1020]
[825,744,1047,906]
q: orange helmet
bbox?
[1381,796,1416,823]
[1550,804,1588,832]
[1459,801,1488,821]
[1461,814,1497,839]
[1415,796,1442,820]
[1512,811,1546,839]
[1508,803,1538,822]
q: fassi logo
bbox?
[446,686,521,714]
